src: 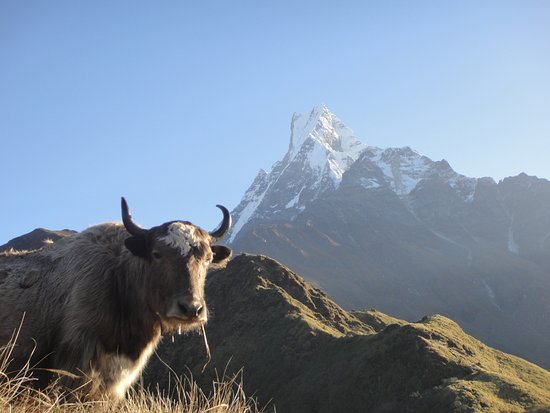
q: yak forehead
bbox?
[158,222,207,256]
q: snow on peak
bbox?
[288,105,366,182]
[228,105,366,243]
[228,105,478,244]
[289,104,328,158]
[368,147,434,196]
[357,146,477,200]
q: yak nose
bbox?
[178,297,204,318]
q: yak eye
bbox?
[152,251,162,259]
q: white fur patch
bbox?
[112,339,157,399]
[159,222,201,256]
[89,334,160,400]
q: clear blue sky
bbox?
[1,1,549,243]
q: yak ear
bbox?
[124,236,148,258]
[211,245,232,265]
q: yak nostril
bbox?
[197,305,204,316]
[195,305,204,317]
[178,300,204,318]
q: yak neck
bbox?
[105,258,160,361]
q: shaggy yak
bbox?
[0,197,232,399]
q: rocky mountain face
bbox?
[228,106,550,369]
[146,255,550,413]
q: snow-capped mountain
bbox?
[228,105,366,242]
[352,147,477,200]
[229,104,476,242]
[228,105,550,370]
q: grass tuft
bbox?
[1,330,263,413]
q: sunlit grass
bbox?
[0,329,264,413]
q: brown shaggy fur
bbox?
[0,221,231,399]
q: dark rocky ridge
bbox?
[0,228,76,252]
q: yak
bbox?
[0,197,232,400]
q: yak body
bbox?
[0,202,231,400]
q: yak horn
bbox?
[121,197,148,237]
[209,205,232,241]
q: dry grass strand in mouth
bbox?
[201,324,211,373]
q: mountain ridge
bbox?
[0,228,76,253]
[228,106,550,370]
[228,106,481,243]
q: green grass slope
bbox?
[145,254,550,413]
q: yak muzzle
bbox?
[178,296,205,318]
[165,294,208,327]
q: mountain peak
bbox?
[228,106,481,243]
[229,104,475,242]
[288,105,365,166]
[228,106,367,242]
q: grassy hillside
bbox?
[229,177,550,370]
[146,254,550,413]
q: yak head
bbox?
[120,197,231,333]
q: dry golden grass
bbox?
[0,328,264,413]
